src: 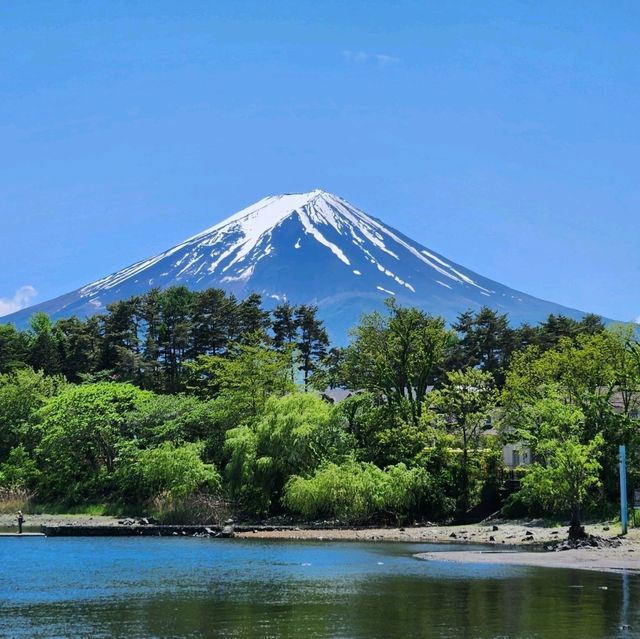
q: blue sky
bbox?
[1,1,638,322]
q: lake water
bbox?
[0,537,638,638]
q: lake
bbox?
[0,537,638,638]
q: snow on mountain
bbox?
[2,190,596,340]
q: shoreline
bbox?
[415,548,640,575]
[3,514,640,574]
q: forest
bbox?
[0,285,638,528]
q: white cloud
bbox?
[0,285,38,317]
[342,50,401,68]
[375,54,401,68]
[635,316,640,325]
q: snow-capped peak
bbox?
[3,189,596,338]
[79,189,492,297]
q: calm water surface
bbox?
[0,537,638,638]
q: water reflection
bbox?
[0,538,637,638]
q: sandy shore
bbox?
[235,520,625,546]
[415,547,640,574]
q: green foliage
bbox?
[35,382,151,502]
[184,339,294,412]
[502,326,640,503]
[520,435,603,527]
[0,324,28,374]
[225,393,351,514]
[27,312,61,375]
[116,441,220,505]
[446,307,514,386]
[0,367,67,461]
[123,393,226,465]
[284,460,448,523]
[0,288,633,524]
[343,299,454,426]
[506,387,605,529]
[0,444,41,489]
[427,368,498,512]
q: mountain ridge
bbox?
[2,190,603,339]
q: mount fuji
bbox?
[4,190,595,339]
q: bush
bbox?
[116,441,221,507]
[283,460,443,523]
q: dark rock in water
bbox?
[492,525,499,531]
[219,524,235,538]
[489,536,495,542]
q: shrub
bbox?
[283,460,442,523]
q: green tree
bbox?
[190,288,237,357]
[27,312,61,375]
[0,324,29,373]
[427,368,498,512]
[0,443,41,490]
[116,441,220,506]
[513,392,603,538]
[0,367,67,462]
[446,307,514,386]
[158,286,196,392]
[184,338,294,415]
[100,297,143,382]
[343,299,453,426]
[36,382,151,502]
[54,316,102,381]
[272,302,298,350]
[124,393,227,465]
[225,393,350,514]
[295,305,329,390]
[502,326,640,501]
[234,293,270,340]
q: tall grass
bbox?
[152,491,234,524]
[0,487,34,514]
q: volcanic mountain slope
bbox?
[4,190,596,339]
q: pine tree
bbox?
[191,288,236,356]
[27,312,61,375]
[295,305,329,391]
[272,302,297,349]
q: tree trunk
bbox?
[568,503,586,540]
